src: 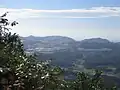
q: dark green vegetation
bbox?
[0,13,118,90]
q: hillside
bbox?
[22,36,76,53]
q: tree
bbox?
[0,13,65,90]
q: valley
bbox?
[22,36,120,86]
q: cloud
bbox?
[0,7,120,19]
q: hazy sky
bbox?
[0,0,120,41]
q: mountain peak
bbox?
[81,38,110,43]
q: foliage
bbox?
[0,13,118,90]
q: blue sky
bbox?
[1,0,120,9]
[0,0,120,41]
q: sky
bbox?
[0,0,120,41]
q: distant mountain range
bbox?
[21,35,120,68]
[21,35,120,86]
[21,35,120,53]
